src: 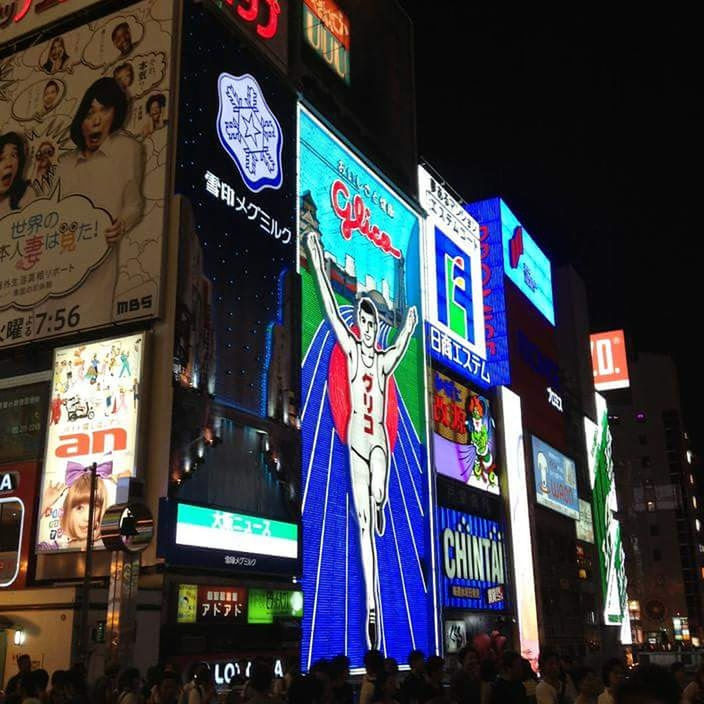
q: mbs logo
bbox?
[435,228,475,345]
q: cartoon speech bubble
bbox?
[11,78,66,122]
[0,187,113,310]
[82,15,146,69]
[111,51,167,101]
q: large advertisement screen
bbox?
[531,435,578,520]
[419,166,489,388]
[37,332,145,552]
[590,330,630,391]
[438,505,508,611]
[498,387,539,668]
[0,0,172,349]
[299,106,436,669]
[585,393,630,639]
[431,369,498,495]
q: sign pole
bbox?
[78,462,97,664]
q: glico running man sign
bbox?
[299,106,437,670]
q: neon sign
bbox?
[303,0,350,84]
[0,0,102,43]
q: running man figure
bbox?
[305,230,418,649]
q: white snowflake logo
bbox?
[216,72,284,193]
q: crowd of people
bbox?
[2,648,704,704]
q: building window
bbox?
[701,567,704,580]
[647,501,656,512]
[690,474,695,486]
[642,457,652,468]
[650,524,660,537]
[697,519,702,533]
[639,434,648,445]
[636,412,647,423]
[653,549,662,562]
[694,496,698,510]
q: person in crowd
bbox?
[421,656,444,703]
[669,662,687,695]
[450,646,481,704]
[536,648,566,704]
[182,664,214,704]
[360,651,385,704]
[155,673,180,704]
[614,664,680,704]
[116,668,142,704]
[598,659,625,704]
[5,656,32,698]
[398,650,426,704]
[30,671,49,704]
[559,655,578,704]
[308,660,333,704]
[329,655,353,704]
[47,671,70,704]
[572,667,602,704]
[372,671,399,704]
[521,659,538,704]
[92,663,119,704]
[682,663,704,704]
[112,22,134,56]
[43,36,69,73]
[490,651,527,704]
[0,132,31,216]
[244,660,281,704]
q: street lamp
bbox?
[14,627,25,646]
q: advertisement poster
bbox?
[590,330,630,391]
[248,588,303,624]
[438,506,508,611]
[174,0,296,418]
[531,435,578,520]
[576,498,594,543]
[418,166,490,388]
[431,369,498,495]
[0,0,173,348]
[303,0,350,84]
[299,106,437,668]
[0,381,49,464]
[585,393,630,639]
[36,332,145,552]
[175,584,247,624]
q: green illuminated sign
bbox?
[248,589,303,624]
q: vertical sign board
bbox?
[463,200,511,387]
[584,393,631,643]
[418,166,490,388]
[497,387,539,669]
[175,0,296,417]
[299,106,437,669]
[0,0,173,348]
[431,369,499,495]
[37,333,145,552]
[437,506,508,611]
[303,0,350,84]
[590,330,630,391]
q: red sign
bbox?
[0,461,39,590]
[590,330,630,391]
[0,0,104,43]
[197,585,248,623]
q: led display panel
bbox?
[431,369,499,495]
[37,333,145,552]
[418,166,491,388]
[299,105,437,669]
[531,436,578,520]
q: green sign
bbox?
[248,589,303,624]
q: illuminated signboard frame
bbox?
[299,104,438,670]
[157,499,300,577]
[590,330,630,391]
[302,0,350,84]
[576,499,595,544]
[248,588,303,624]
[531,436,579,521]
[176,583,248,624]
[437,505,508,611]
[585,393,630,642]
[419,166,490,389]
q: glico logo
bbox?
[330,180,401,258]
[55,428,127,458]
[435,228,474,343]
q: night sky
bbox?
[399,6,701,448]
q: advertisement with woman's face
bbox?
[0,0,173,349]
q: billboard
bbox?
[419,166,491,388]
[431,369,498,495]
[176,584,248,624]
[303,0,350,84]
[576,499,594,543]
[36,332,145,552]
[531,435,578,520]
[585,393,630,639]
[248,588,303,624]
[0,0,172,349]
[466,198,554,326]
[174,1,297,418]
[590,330,630,391]
[158,499,299,577]
[299,105,437,668]
[0,0,107,45]
[437,506,508,611]
[0,380,49,464]
[497,387,539,667]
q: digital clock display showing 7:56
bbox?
[0,305,81,346]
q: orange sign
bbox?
[590,330,630,391]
